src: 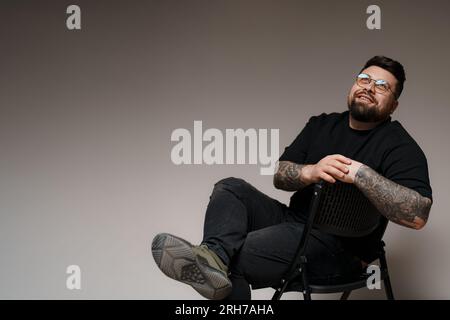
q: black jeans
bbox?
[201,177,362,300]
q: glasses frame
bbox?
[356,73,395,97]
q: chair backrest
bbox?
[312,180,381,237]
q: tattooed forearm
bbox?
[273,161,312,191]
[354,165,432,230]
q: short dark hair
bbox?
[359,55,406,99]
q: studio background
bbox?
[1,0,449,299]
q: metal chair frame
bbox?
[272,180,394,300]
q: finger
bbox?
[324,165,347,180]
[333,154,352,165]
[330,160,350,174]
[319,171,336,183]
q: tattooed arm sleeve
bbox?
[354,164,433,230]
[273,161,312,191]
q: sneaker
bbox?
[151,233,232,300]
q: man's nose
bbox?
[367,81,376,93]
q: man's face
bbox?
[347,65,399,123]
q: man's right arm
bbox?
[273,161,314,191]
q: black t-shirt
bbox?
[278,110,432,262]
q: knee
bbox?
[211,177,257,201]
[214,177,249,191]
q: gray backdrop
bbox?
[1,0,449,299]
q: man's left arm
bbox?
[346,161,432,230]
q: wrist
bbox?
[300,164,314,185]
[348,161,364,183]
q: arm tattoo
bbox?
[354,165,432,229]
[273,161,310,191]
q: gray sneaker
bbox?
[151,233,232,300]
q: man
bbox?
[151,56,433,300]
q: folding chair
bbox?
[272,180,394,300]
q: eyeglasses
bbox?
[356,73,394,95]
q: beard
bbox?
[347,96,390,123]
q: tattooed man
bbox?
[152,56,432,300]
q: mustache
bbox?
[355,90,375,103]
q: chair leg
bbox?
[300,261,312,300]
[302,290,312,300]
[271,288,283,300]
[383,276,395,300]
[272,278,290,300]
[340,290,351,300]
[379,249,395,300]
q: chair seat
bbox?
[283,269,388,294]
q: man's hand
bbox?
[340,159,364,184]
[303,154,355,184]
[273,155,357,191]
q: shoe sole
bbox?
[151,233,232,300]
